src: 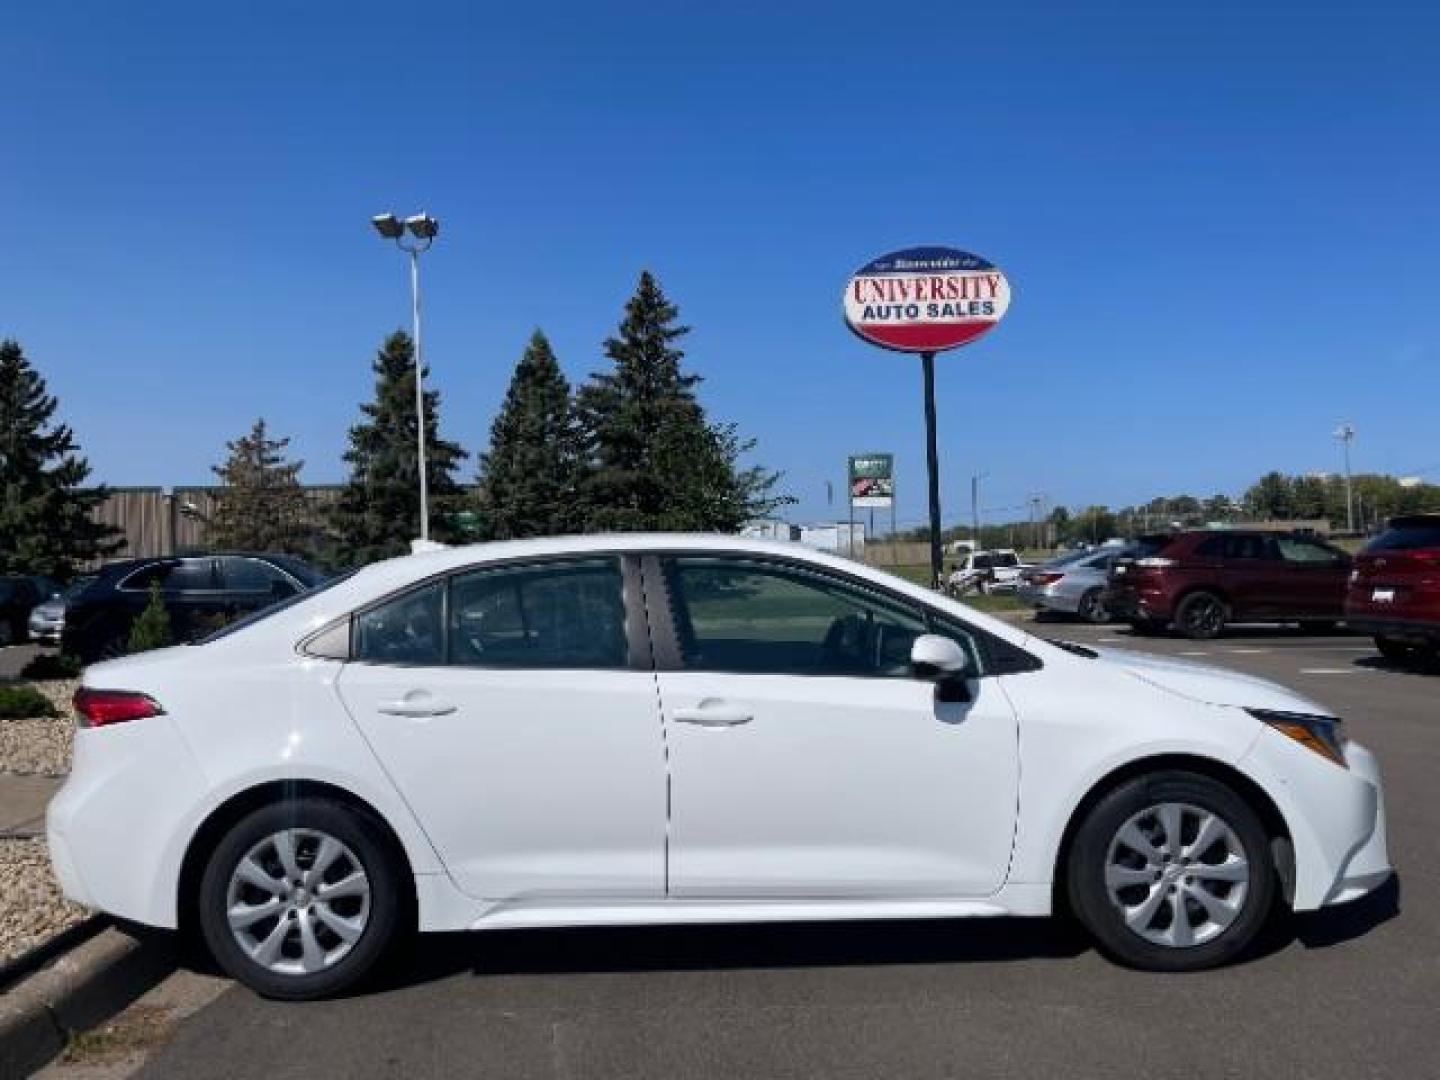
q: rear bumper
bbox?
[1344,614,1440,641]
[1017,585,1080,613]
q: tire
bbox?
[198,797,405,1000]
[1078,589,1111,625]
[1375,635,1416,662]
[1175,591,1228,640]
[1067,770,1276,971]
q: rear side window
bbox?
[1367,521,1440,552]
[448,558,627,669]
[121,558,217,593]
[354,581,445,665]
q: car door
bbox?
[334,555,666,903]
[1275,535,1351,617]
[652,554,1020,900]
[1218,534,1285,619]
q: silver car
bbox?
[1017,548,1129,623]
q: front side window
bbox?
[448,558,627,669]
[219,556,300,596]
[665,557,970,678]
[1277,537,1346,565]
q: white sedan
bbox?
[48,534,1390,999]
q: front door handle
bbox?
[672,701,753,727]
[377,694,457,718]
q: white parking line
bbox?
[1178,651,1210,656]
[1226,648,1271,654]
[1097,638,1126,644]
[1298,668,1362,675]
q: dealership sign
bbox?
[848,453,894,508]
[843,246,1011,353]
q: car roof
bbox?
[1388,514,1440,527]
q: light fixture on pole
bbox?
[371,210,440,544]
[1333,422,1356,534]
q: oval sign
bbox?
[843,246,1011,353]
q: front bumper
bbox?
[1240,728,1391,910]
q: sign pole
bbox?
[921,350,943,588]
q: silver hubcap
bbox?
[1104,802,1250,948]
[226,829,371,976]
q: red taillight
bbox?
[73,688,165,728]
[1033,572,1065,586]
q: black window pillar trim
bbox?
[637,555,683,671]
[619,554,656,673]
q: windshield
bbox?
[195,570,356,644]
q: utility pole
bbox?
[971,471,987,546]
[1334,423,1356,533]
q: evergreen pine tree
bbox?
[575,272,786,532]
[209,418,310,552]
[127,582,173,653]
[327,331,467,566]
[0,339,121,577]
[475,331,582,539]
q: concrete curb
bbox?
[0,923,176,1078]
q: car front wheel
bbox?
[198,798,405,1000]
[1067,771,1275,971]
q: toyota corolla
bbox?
[48,535,1390,999]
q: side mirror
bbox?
[910,634,974,702]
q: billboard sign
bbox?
[849,453,894,508]
[843,246,1011,353]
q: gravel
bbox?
[0,679,78,777]
[0,837,89,964]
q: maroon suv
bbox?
[1346,514,1440,663]
[1104,530,1351,639]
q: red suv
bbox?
[1105,530,1351,639]
[1346,514,1440,663]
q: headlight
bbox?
[1247,708,1348,768]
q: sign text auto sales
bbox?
[848,271,1005,323]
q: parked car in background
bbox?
[49,534,1389,999]
[945,549,1029,595]
[1105,530,1351,639]
[60,554,326,662]
[0,575,61,646]
[1019,547,1131,622]
[28,575,95,646]
[1345,514,1440,664]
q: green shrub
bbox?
[19,653,83,680]
[0,685,59,719]
[127,583,173,654]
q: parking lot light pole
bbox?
[372,211,440,544]
[1334,423,1356,533]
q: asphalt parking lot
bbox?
[115,623,1435,1078]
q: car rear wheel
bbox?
[1067,771,1275,971]
[1375,635,1439,665]
[198,798,405,1000]
[1176,592,1227,640]
[1078,589,1110,624]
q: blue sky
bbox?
[3,1,1438,530]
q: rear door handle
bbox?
[672,701,753,727]
[377,694,457,718]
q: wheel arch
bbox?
[1050,753,1294,914]
[176,779,418,940]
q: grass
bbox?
[0,685,59,719]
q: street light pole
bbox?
[372,211,439,544]
[1334,422,1356,534]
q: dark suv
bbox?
[1105,530,1351,639]
[61,554,325,662]
[1346,514,1440,664]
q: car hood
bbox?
[1093,646,1332,714]
[31,601,65,618]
